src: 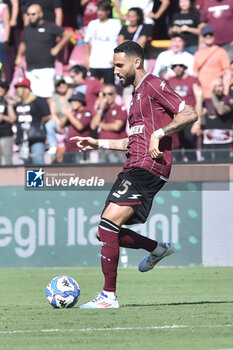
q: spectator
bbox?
[69,64,104,116]
[60,91,92,163]
[3,0,19,83]
[200,0,233,61]
[14,4,72,98]
[91,84,127,139]
[152,33,194,79]
[202,77,233,161]
[81,0,98,29]
[168,54,203,160]
[148,0,170,39]
[22,0,63,26]
[36,0,63,26]
[0,0,11,75]
[112,0,127,22]
[114,0,170,39]
[117,7,148,112]
[118,7,147,55]
[84,0,121,84]
[195,0,208,11]
[4,0,19,27]
[21,0,34,26]
[46,76,72,155]
[169,0,200,55]
[0,79,14,165]
[9,77,51,164]
[90,85,127,163]
[193,25,232,99]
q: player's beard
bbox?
[119,68,135,87]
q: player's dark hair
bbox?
[69,65,87,79]
[114,41,144,61]
[128,7,144,25]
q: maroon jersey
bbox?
[123,73,185,179]
[200,0,233,45]
[99,104,127,139]
[75,77,104,115]
[83,0,98,27]
[66,108,92,151]
[168,75,200,108]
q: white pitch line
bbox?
[0,324,233,335]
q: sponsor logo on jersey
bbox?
[129,124,145,136]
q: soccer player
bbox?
[71,41,198,309]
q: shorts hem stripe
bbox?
[116,201,142,206]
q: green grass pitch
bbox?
[1,266,233,350]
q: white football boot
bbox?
[138,242,175,272]
[79,292,120,309]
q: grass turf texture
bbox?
[1,266,233,350]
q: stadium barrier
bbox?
[0,164,232,268]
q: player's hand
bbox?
[149,133,163,159]
[69,136,98,151]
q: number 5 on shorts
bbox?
[112,180,132,199]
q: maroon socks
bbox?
[98,218,158,292]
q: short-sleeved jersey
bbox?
[83,0,98,27]
[65,108,92,151]
[200,0,233,45]
[23,22,64,69]
[75,77,104,116]
[122,73,185,180]
[99,103,127,139]
[168,75,200,108]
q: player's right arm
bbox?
[70,136,129,152]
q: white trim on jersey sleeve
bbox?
[178,100,185,113]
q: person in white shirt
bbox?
[84,0,122,84]
[152,33,194,80]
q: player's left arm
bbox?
[163,104,198,134]
[149,104,198,159]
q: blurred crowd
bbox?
[0,0,233,165]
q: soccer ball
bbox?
[46,275,80,308]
